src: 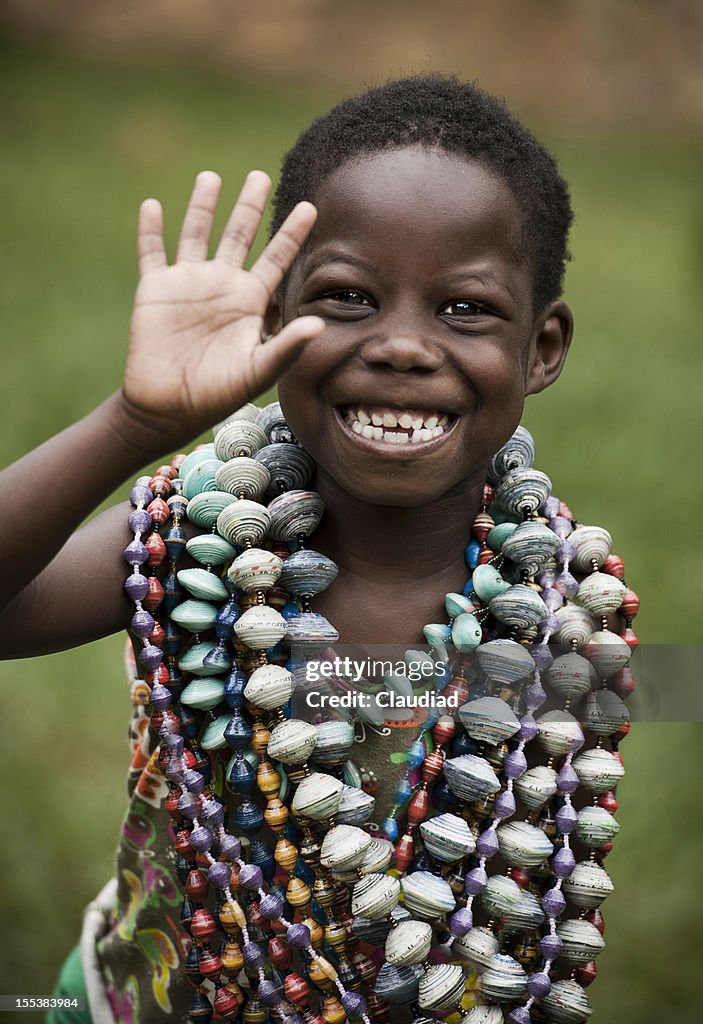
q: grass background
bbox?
[1,42,702,1021]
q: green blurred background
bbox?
[1,3,702,1020]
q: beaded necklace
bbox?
[123,406,638,1024]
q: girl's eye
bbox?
[440,299,489,317]
[322,289,372,305]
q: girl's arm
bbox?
[0,171,323,656]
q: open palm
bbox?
[124,170,323,446]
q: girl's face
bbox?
[277,145,569,508]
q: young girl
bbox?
[0,76,634,1024]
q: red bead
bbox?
[422,750,445,783]
[284,972,311,1004]
[620,589,640,619]
[185,869,209,901]
[191,908,217,941]
[149,622,166,647]
[612,666,636,699]
[598,791,619,813]
[146,532,167,566]
[586,908,605,934]
[146,663,170,687]
[575,961,598,987]
[478,546,494,565]
[432,716,456,747]
[157,464,176,480]
[195,851,211,871]
[511,868,530,889]
[175,830,195,859]
[144,576,164,611]
[613,721,630,743]
[199,948,222,981]
[147,496,171,524]
[366,994,391,1024]
[183,749,197,769]
[596,841,614,857]
[559,501,575,521]
[213,987,240,1018]
[620,626,639,648]
[156,746,171,774]
[602,554,624,579]
[407,788,430,825]
[165,789,182,820]
[269,937,292,969]
[481,483,494,508]
[444,675,470,707]
[149,475,173,499]
[171,453,187,474]
[394,834,415,873]
[247,901,264,929]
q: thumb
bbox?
[250,316,325,391]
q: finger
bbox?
[252,315,325,387]
[137,198,166,276]
[176,170,222,262]
[214,170,271,267]
[248,201,318,295]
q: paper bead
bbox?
[177,568,229,602]
[214,420,268,460]
[228,548,283,592]
[453,926,499,971]
[212,404,259,433]
[292,771,344,820]
[476,639,535,686]
[556,920,605,966]
[479,953,528,1002]
[444,755,501,801]
[180,677,226,711]
[581,630,632,678]
[243,664,294,709]
[570,525,612,572]
[217,499,270,546]
[573,748,625,793]
[285,612,340,651]
[575,572,626,616]
[541,979,592,1022]
[514,764,558,810]
[581,690,630,737]
[554,606,598,647]
[575,806,620,847]
[234,605,287,649]
[545,653,598,701]
[336,785,376,826]
[502,521,560,576]
[182,458,224,499]
[497,820,553,867]
[171,599,219,633]
[256,401,296,444]
[489,584,548,628]
[187,490,237,529]
[401,871,456,920]
[418,963,466,1011]
[200,714,232,751]
[452,613,483,652]
[536,710,585,756]
[562,862,614,909]
[352,873,401,919]
[185,534,237,567]
[178,641,222,676]
[254,443,315,496]
[279,549,339,597]
[471,565,510,602]
[266,719,317,765]
[374,963,422,1003]
[494,467,552,516]
[384,920,433,966]
[487,425,535,484]
[480,875,522,916]
[459,696,520,745]
[459,1006,504,1024]
[215,456,271,500]
[419,813,476,862]
[501,888,546,933]
[267,489,324,541]
[320,825,372,871]
[313,720,355,766]
[179,444,216,480]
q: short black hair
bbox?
[271,74,573,313]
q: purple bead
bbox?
[540,933,564,960]
[149,682,172,710]
[189,826,212,852]
[519,716,538,741]
[543,588,564,612]
[123,540,148,566]
[130,609,155,637]
[542,496,560,520]
[476,828,500,858]
[136,474,152,487]
[552,848,576,878]
[239,863,263,890]
[208,861,231,889]
[258,980,282,1008]
[124,572,149,601]
[540,613,560,636]
[139,645,164,670]
[464,866,488,895]
[183,769,206,794]
[557,765,579,794]
[449,906,473,937]
[526,679,547,711]
[201,799,225,827]
[555,804,578,834]
[218,834,241,860]
[542,887,567,918]
[558,540,576,562]
[551,514,573,539]
[286,922,311,947]
[528,971,552,998]
[554,570,579,598]
[129,484,153,506]
[128,508,153,533]
[158,715,180,736]
[260,893,284,919]
[504,749,527,779]
[507,1009,531,1024]
[243,942,264,968]
[164,733,184,755]
[165,759,185,784]
[495,790,516,819]
[176,791,200,818]
[341,992,367,1017]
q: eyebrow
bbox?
[303,253,379,277]
[442,269,517,302]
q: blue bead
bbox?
[383,817,399,841]
[281,601,300,621]
[235,799,264,834]
[203,642,231,673]
[163,524,186,561]
[422,706,442,726]
[224,669,247,708]
[433,780,454,809]
[267,642,285,661]
[224,715,252,750]
[228,756,255,794]
[215,600,241,639]
[250,837,276,881]
[465,539,481,569]
[178,705,198,739]
[462,578,475,598]
[394,778,413,803]
[451,733,480,756]
[407,740,425,769]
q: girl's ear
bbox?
[525,300,574,395]
[263,296,283,339]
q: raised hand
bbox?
[123,170,324,446]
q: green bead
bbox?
[472,564,511,602]
[424,623,451,648]
[185,534,238,567]
[444,592,477,619]
[180,677,226,710]
[177,568,229,602]
[200,714,232,750]
[487,522,518,552]
[178,641,222,676]
[170,599,219,633]
[451,613,482,653]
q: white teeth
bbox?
[438,414,449,427]
[382,412,398,427]
[424,415,439,429]
[357,409,371,425]
[361,424,375,439]
[373,426,383,439]
[371,413,384,426]
[411,429,422,443]
[352,420,363,434]
[433,425,444,437]
[398,413,413,428]
[411,416,423,430]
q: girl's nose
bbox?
[358,327,445,374]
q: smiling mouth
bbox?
[335,403,458,448]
